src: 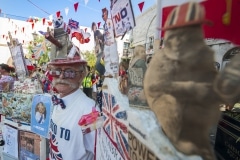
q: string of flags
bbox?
[0,0,145,44]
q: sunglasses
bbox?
[49,68,84,79]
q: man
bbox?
[102,8,119,77]
[48,56,95,160]
[82,66,94,98]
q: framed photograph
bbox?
[19,130,41,160]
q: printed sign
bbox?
[110,0,135,37]
[31,94,52,138]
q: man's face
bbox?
[50,64,86,97]
[102,11,108,21]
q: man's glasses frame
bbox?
[49,68,84,79]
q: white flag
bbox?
[65,7,69,16]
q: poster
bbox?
[110,0,135,37]
[3,124,19,158]
[2,92,33,125]
[95,92,129,160]
[19,130,41,160]
[31,94,52,138]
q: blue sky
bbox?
[0,0,156,27]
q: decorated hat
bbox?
[160,1,212,30]
[48,56,87,66]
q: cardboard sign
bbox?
[110,0,135,37]
[128,131,160,160]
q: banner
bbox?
[110,0,135,37]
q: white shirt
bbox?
[49,89,95,160]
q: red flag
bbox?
[97,22,101,29]
[32,23,34,29]
[160,0,240,45]
[2,35,5,39]
[138,2,144,12]
[43,18,46,25]
[56,11,61,18]
[22,27,25,33]
[74,2,79,12]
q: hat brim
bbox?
[158,19,213,31]
[48,58,87,66]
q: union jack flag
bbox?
[49,132,63,160]
[68,19,79,29]
[102,92,129,160]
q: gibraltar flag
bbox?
[160,0,240,45]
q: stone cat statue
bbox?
[144,2,240,160]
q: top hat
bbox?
[159,1,212,30]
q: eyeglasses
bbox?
[49,68,84,79]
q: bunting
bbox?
[65,7,69,16]
[74,2,79,12]
[56,11,61,18]
[138,1,145,13]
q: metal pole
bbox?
[154,0,162,52]
[154,0,162,40]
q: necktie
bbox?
[52,95,66,109]
[38,115,43,123]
